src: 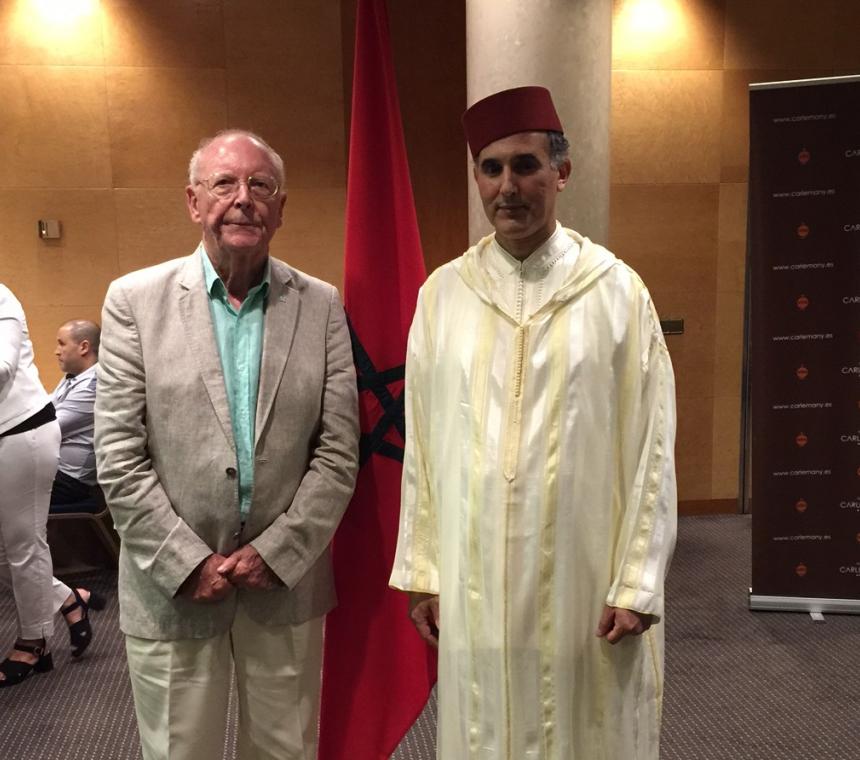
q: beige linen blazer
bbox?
[94,252,359,640]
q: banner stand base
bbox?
[749,592,860,614]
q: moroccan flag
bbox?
[317,0,435,758]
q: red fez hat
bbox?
[462,86,563,158]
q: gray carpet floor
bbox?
[0,515,858,759]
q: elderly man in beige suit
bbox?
[94,129,359,760]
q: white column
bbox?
[466,0,611,245]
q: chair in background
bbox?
[48,488,119,569]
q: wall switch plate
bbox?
[38,219,61,239]
[660,318,684,335]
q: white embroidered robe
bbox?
[390,227,677,760]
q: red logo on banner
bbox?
[795,498,808,513]
[795,563,808,577]
[798,148,811,165]
[796,294,810,310]
[797,223,810,239]
[796,365,809,380]
[795,432,808,447]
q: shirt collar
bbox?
[63,362,97,385]
[74,363,97,381]
[487,222,573,277]
[198,243,271,301]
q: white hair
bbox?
[188,129,285,188]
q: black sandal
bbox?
[60,588,106,658]
[0,642,53,688]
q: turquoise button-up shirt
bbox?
[200,245,269,521]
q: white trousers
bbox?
[0,421,72,639]
[126,606,324,760]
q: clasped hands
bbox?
[180,545,282,603]
[408,594,652,648]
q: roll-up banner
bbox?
[746,75,860,614]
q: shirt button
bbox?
[225,467,237,479]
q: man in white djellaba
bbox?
[390,86,677,760]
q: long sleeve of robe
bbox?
[390,228,677,760]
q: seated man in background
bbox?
[51,320,100,505]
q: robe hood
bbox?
[454,227,618,323]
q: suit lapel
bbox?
[178,252,236,450]
[256,260,299,445]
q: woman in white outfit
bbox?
[0,284,103,687]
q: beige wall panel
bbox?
[114,188,201,276]
[611,69,722,184]
[652,288,716,402]
[26,304,104,390]
[268,187,346,291]
[720,69,749,182]
[675,394,714,500]
[710,394,742,499]
[609,183,719,295]
[222,3,344,190]
[0,192,42,290]
[0,65,111,188]
[101,0,225,68]
[224,0,340,67]
[226,65,345,191]
[717,181,747,247]
[724,0,836,70]
[389,3,468,272]
[0,0,104,65]
[612,0,725,71]
[717,182,747,292]
[0,189,118,309]
[225,0,345,195]
[717,238,746,297]
[713,289,744,395]
[106,66,227,188]
[663,330,715,403]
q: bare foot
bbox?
[0,639,46,682]
[60,588,91,626]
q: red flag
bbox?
[318,1,435,758]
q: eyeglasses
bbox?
[198,172,280,201]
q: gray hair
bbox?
[547,131,570,169]
[471,130,570,169]
[188,129,285,189]
[62,320,101,357]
